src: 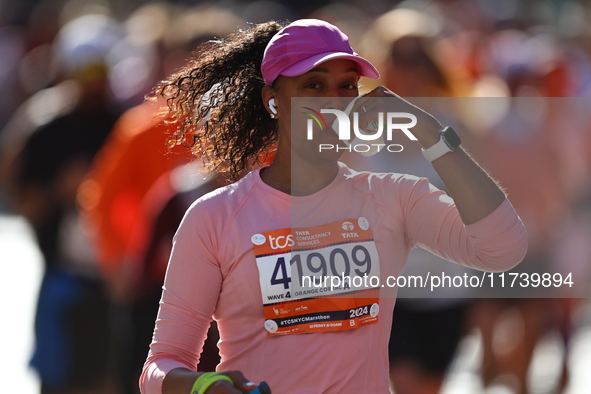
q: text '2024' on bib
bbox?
[252,218,380,335]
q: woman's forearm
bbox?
[362,87,506,224]
[430,146,506,225]
[411,118,506,225]
[162,368,203,394]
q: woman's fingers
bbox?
[348,86,442,146]
[204,378,240,393]
[364,85,398,98]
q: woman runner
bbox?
[140,19,527,394]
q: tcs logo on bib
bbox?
[269,234,294,250]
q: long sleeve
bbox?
[139,201,222,394]
[398,175,528,271]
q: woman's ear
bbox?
[262,85,277,118]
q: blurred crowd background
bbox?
[1,0,591,394]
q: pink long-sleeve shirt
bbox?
[140,162,527,394]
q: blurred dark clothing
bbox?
[14,98,120,268]
[1,81,121,392]
[31,268,111,392]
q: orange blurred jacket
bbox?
[78,99,192,278]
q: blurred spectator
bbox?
[0,12,123,394]
[76,98,193,394]
[77,5,246,283]
[77,99,190,298]
[468,29,576,394]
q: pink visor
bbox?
[261,19,380,86]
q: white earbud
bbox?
[268,98,277,115]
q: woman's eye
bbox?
[305,82,321,89]
[343,83,358,90]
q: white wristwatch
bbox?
[421,126,461,162]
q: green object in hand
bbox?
[191,372,234,394]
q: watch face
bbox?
[442,126,461,149]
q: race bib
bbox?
[252,218,380,335]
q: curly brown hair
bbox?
[150,21,288,180]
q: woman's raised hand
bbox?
[353,86,443,149]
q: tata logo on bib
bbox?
[341,221,359,239]
[341,221,355,231]
[303,107,418,154]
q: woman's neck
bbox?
[260,154,340,196]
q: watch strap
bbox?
[422,126,460,162]
[421,135,452,162]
